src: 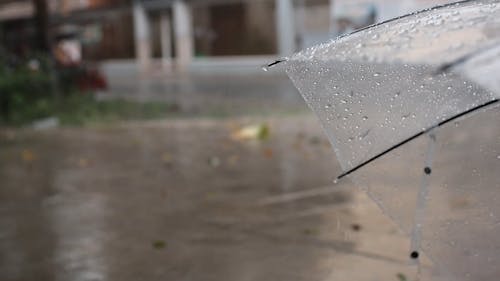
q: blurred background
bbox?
[0,1,460,281]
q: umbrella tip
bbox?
[336,172,349,181]
[262,57,289,72]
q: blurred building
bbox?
[0,0,133,59]
[0,0,456,74]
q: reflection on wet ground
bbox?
[0,115,413,281]
[99,74,306,117]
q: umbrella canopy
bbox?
[279,0,500,280]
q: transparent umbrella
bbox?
[272,0,500,280]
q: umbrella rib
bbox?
[337,98,500,180]
[267,60,284,67]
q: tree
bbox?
[32,0,50,51]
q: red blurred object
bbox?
[76,67,108,91]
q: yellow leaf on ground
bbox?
[231,123,270,141]
[21,149,35,163]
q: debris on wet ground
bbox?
[161,152,172,163]
[21,149,36,163]
[396,273,408,281]
[231,123,270,141]
[152,240,167,250]
[161,152,174,168]
[208,156,221,168]
[262,147,273,159]
[78,158,89,168]
[0,116,416,281]
[32,117,59,130]
[309,136,321,145]
[204,191,218,200]
[302,228,319,236]
[351,223,362,232]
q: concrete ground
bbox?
[0,115,416,281]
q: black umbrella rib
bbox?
[438,99,499,127]
[267,59,287,68]
[337,98,500,180]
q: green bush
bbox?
[0,54,55,125]
[0,52,177,127]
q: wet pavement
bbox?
[99,73,307,117]
[2,67,499,280]
[0,115,414,281]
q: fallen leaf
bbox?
[396,273,407,281]
[21,149,35,163]
[262,148,273,159]
[152,240,167,249]
[302,228,319,236]
[351,224,361,232]
[231,123,270,141]
[309,136,321,145]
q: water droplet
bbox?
[372,34,379,40]
[434,19,444,26]
[447,86,452,90]
[373,72,380,77]
[262,65,269,72]
[333,178,339,184]
[340,99,347,104]
[362,116,368,121]
[325,104,332,109]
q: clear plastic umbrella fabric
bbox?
[283,1,500,280]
